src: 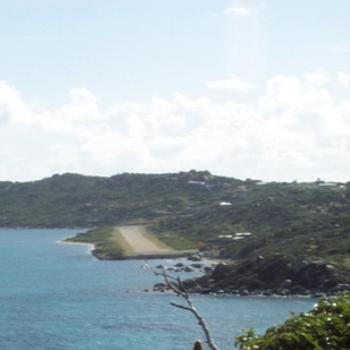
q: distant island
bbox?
[1,170,350,295]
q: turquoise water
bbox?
[0,228,315,350]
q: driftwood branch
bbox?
[144,263,221,350]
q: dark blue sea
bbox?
[0,228,315,350]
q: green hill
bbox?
[1,171,349,269]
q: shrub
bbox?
[235,294,350,350]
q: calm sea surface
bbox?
[0,228,315,350]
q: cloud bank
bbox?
[0,70,349,182]
[205,75,253,92]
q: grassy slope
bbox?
[66,226,126,259]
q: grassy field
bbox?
[150,228,197,250]
[66,226,126,259]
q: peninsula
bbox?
[65,225,196,260]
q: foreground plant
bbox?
[235,294,350,350]
[144,262,221,350]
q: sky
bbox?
[0,0,349,182]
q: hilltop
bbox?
[0,170,243,227]
[1,171,349,270]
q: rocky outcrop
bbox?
[183,254,350,296]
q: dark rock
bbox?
[182,254,350,296]
[282,279,292,288]
[153,283,167,292]
[191,263,203,269]
[188,255,202,262]
[184,266,194,272]
[239,289,249,296]
[262,290,273,296]
[175,262,184,267]
[212,263,231,280]
[203,266,213,273]
[290,285,308,295]
[333,283,350,292]
[199,288,212,294]
[312,292,326,298]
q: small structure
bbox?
[319,182,337,187]
[188,180,206,186]
[219,201,232,206]
[218,234,233,239]
[233,232,253,240]
[235,232,252,237]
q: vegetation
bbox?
[66,225,196,259]
[1,170,349,268]
[3,171,350,348]
[66,226,125,259]
[156,180,350,268]
[152,229,197,250]
[184,255,350,296]
[235,293,350,350]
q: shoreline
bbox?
[151,289,319,299]
[56,239,95,254]
[56,239,334,298]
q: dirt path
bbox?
[118,225,174,255]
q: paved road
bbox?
[118,225,173,255]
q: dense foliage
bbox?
[0,171,230,227]
[1,171,349,266]
[235,294,350,350]
[156,181,350,262]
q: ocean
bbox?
[0,228,315,350]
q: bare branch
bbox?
[146,261,221,350]
[170,302,192,311]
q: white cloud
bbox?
[0,72,349,182]
[223,6,251,17]
[205,75,253,92]
[305,68,329,85]
[337,71,350,88]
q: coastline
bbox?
[57,239,338,298]
[57,239,95,254]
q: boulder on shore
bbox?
[183,254,350,296]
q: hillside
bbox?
[0,170,234,227]
[0,171,349,268]
[155,179,350,265]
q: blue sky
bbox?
[1,0,348,103]
[0,0,349,181]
